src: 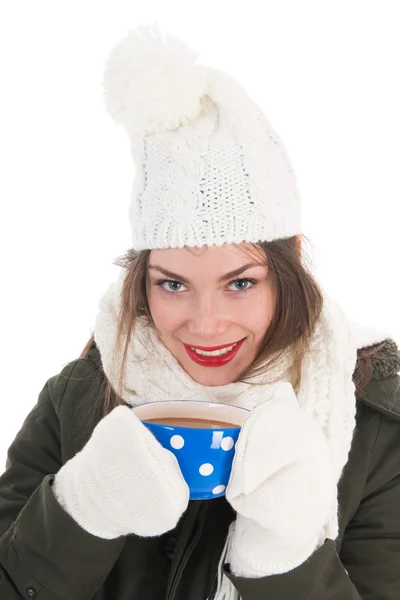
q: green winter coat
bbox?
[1,341,400,600]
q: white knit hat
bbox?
[102,23,302,250]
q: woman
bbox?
[0,24,399,600]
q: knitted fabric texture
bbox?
[93,269,390,598]
[102,23,301,250]
[52,405,190,539]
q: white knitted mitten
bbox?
[226,383,334,577]
[52,405,190,539]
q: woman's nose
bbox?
[186,294,228,338]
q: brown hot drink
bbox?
[144,417,238,429]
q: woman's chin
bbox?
[179,357,248,387]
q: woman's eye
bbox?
[159,280,187,293]
[228,278,256,292]
[154,278,256,294]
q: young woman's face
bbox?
[146,242,276,386]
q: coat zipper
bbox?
[208,573,218,600]
[167,504,205,600]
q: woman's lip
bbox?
[184,338,245,367]
[183,338,245,351]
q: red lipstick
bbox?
[183,338,245,367]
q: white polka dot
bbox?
[199,463,214,476]
[221,437,234,451]
[170,435,185,450]
[212,485,226,495]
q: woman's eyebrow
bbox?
[148,263,261,284]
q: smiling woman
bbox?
[1,22,399,600]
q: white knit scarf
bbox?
[93,270,388,599]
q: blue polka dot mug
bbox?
[131,401,250,500]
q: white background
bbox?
[0,1,399,470]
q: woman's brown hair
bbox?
[81,235,382,417]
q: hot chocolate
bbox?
[144,417,238,429]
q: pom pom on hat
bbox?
[102,22,209,137]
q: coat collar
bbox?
[365,338,400,380]
[357,338,400,421]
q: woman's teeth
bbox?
[190,342,238,357]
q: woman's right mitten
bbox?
[52,405,190,539]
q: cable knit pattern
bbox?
[103,25,302,250]
[93,269,390,599]
[127,86,300,250]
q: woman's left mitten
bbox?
[225,383,335,576]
